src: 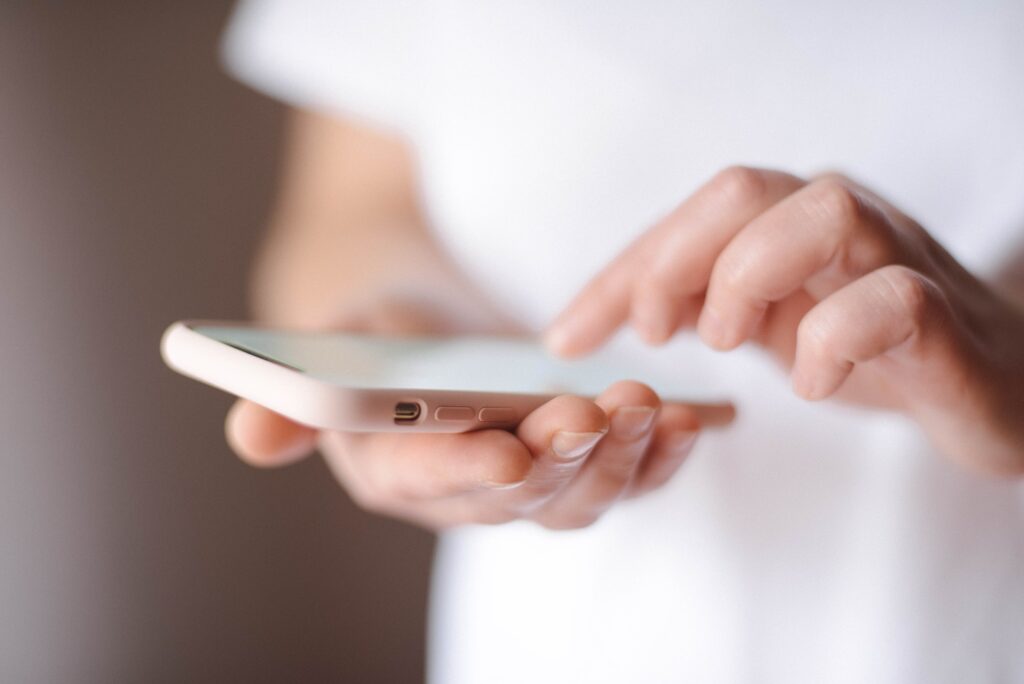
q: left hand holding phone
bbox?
[225,300,729,531]
[224,111,731,530]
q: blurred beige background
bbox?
[0,3,433,682]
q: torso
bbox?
[410,2,1024,682]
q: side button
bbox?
[477,407,517,423]
[434,406,475,422]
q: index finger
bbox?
[546,167,803,356]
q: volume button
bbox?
[434,406,475,422]
[477,407,517,423]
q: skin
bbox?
[228,113,1024,533]
[225,110,733,530]
[547,166,1024,476]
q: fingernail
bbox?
[792,370,827,401]
[552,430,605,461]
[482,478,528,490]
[610,406,657,440]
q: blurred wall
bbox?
[0,3,433,682]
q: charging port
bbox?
[394,402,422,424]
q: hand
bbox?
[547,167,1024,475]
[225,297,734,530]
[227,384,733,531]
[223,110,737,531]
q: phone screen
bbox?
[194,325,706,398]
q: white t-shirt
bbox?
[223,2,1024,681]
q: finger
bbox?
[508,395,610,511]
[699,176,912,350]
[319,429,533,512]
[318,397,606,528]
[543,241,648,358]
[531,381,660,529]
[685,401,738,428]
[791,264,954,401]
[547,167,803,355]
[225,399,318,468]
[340,298,462,335]
[814,171,918,228]
[414,395,625,528]
[631,167,806,344]
[627,403,705,497]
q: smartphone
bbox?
[161,321,724,433]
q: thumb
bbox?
[225,399,318,467]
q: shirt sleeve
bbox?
[221,0,424,133]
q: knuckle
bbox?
[810,178,866,227]
[877,265,938,325]
[714,244,760,294]
[709,165,769,206]
[796,311,836,359]
[806,183,905,283]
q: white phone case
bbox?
[161,321,556,433]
